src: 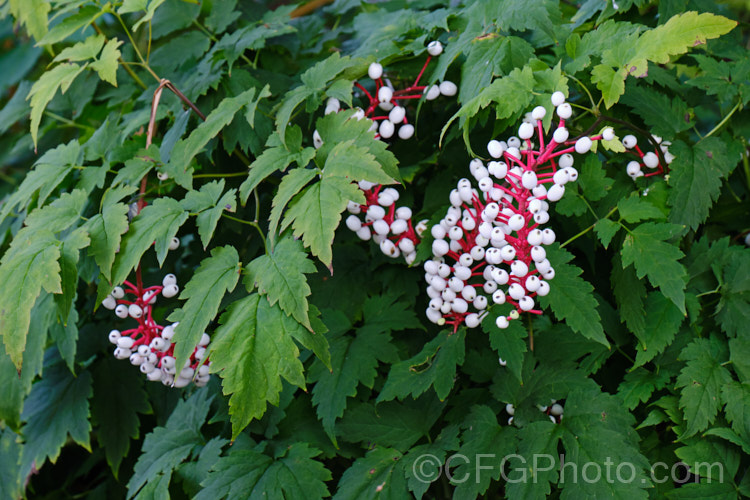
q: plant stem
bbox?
[560,205,618,248]
[222,213,267,250]
[698,100,742,143]
[43,111,95,132]
[114,12,160,82]
[193,172,248,179]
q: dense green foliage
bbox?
[0,0,749,498]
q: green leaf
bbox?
[450,405,517,499]
[0,227,61,369]
[267,168,317,240]
[56,227,90,323]
[591,65,627,108]
[557,383,652,499]
[86,189,133,280]
[52,34,105,63]
[722,382,750,442]
[110,197,189,287]
[332,447,408,500]
[578,154,613,202]
[665,481,738,499]
[206,294,308,439]
[131,0,168,32]
[617,367,670,410]
[238,126,315,204]
[484,311,527,382]
[621,222,687,313]
[594,219,620,248]
[619,85,693,137]
[37,5,103,46]
[282,176,364,267]
[196,443,331,500]
[90,38,123,86]
[322,140,395,185]
[0,428,22,500]
[667,138,743,231]
[337,396,443,451]
[180,180,237,249]
[169,246,241,374]
[127,389,212,498]
[205,0,240,34]
[27,62,87,149]
[633,291,684,368]
[378,330,466,403]
[314,110,400,183]
[167,88,269,189]
[612,256,647,336]
[8,0,50,41]
[277,53,358,144]
[617,193,665,223]
[729,337,750,383]
[21,361,92,470]
[244,236,316,330]
[91,357,152,476]
[675,337,733,438]
[506,422,562,500]
[309,300,402,443]
[538,245,609,347]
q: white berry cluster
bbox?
[345,180,428,264]
[622,134,674,180]
[101,269,212,388]
[318,40,457,144]
[506,400,564,425]
[424,92,612,332]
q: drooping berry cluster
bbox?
[424,92,613,332]
[623,134,674,180]
[101,267,212,388]
[345,180,428,264]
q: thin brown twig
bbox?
[290,0,335,18]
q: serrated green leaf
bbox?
[450,405,517,499]
[24,188,88,231]
[322,140,395,185]
[378,330,465,403]
[314,110,401,183]
[244,236,316,329]
[282,176,364,267]
[52,34,105,63]
[620,85,693,137]
[27,62,86,148]
[591,65,627,108]
[309,300,401,443]
[37,5,103,46]
[338,396,443,451]
[169,246,240,374]
[578,154,613,202]
[484,309,527,382]
[621,222,687,313]
[664,481,738,499]
[238,126,315,204]
[538,245,609,347]
[332,447,408,500]
[618,367,670,410]
[675,337,732,438]
[617,193,665,223]
[127,389,212,498]
[557,383,652,499]
[594,219,620,248]
[729,337,750,383]
[131,0,167,32]
[268,167,318,240]
[612,255,647,336]
[506,421,562,500]
[722,381,750,442]
[168,88,267,189]
[21,361,92,471]
[0,228,61,369]
[9,0,50,41]
[110,197,189,287]
[90,38,123,86]
[0,428,22,500]
[91,357,152,477]
[667,138,743,230]
[196,443,331,500]
[181,180,237,249]
[205,0,240,34]
[86,200,130,281]
[207,294,308,439]
[56,227,89,323]
[633,291,684,367]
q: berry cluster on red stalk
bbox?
[99,78,212,388]
[345,180,428,264]
[101,247,213,387]
[424,92,614,333]
[622,133,674,180]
